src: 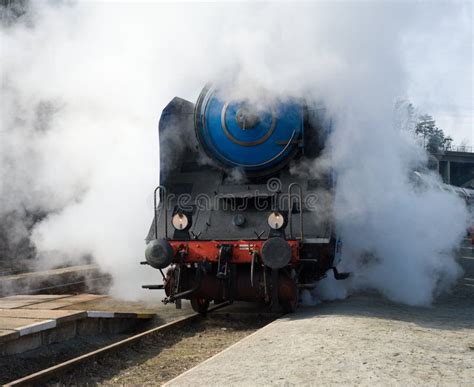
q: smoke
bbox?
[1,2,470,303]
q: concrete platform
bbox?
[166,286,474,386]
[0,294,157,355]
[0,264,107,296]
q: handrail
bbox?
[288,182,304,240]
[447,145,473,153]
[153,185,168,240]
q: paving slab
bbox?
[0,317,56,335]
[0,309,86,323]
[62,294,108,303]
[22,294,108,310]
[0,300,44,309]
[22,300,84,310]
[0,264,104,297]
[0,294,73,302]
[0,265,99,282]
[16,320,56,336]
[0,295,73,309]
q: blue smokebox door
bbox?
[196,86,304,174]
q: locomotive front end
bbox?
[142,84,347,313]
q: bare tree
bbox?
[415,114,452,154]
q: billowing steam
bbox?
[0,2,471,303]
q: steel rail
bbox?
[5,302,230,386]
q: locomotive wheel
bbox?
[190,297,210,315]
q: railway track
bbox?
[4,302,274,386]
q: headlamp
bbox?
[172,213,189,230]
[268,212,284,230]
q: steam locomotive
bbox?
[142,84,348,313]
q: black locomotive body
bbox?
[142,84,348,313]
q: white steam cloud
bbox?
[0,2,471,304]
